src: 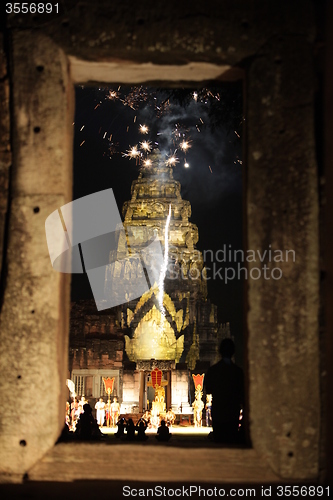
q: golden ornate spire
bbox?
[106,149,208,367]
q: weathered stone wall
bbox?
[5,1,314,68]
[70,300,121,336]
[69,300,124,371]
[0,33,74,479]
[71,340,124,370]
[247,35,320,478]
[0,0,324,484]
[0,34,11,280]
[323,0,333,484]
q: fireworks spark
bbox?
[180,140,191,152]
[107,90,119,100]
[172,123,189,140]
[124,87,149,109]
[156,98,170,117]
[108,143,118,157]
[166,155,179,167]
[122,145,140,159]
[140,140,152,152]
[139,124,149,134]
[143,159,152,167]
[79,85,238,172]
[107,135,118,158]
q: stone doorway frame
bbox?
[0,25,320,482]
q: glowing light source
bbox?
[107,90,119,100]
[180,140,191,152]
[184,162,190,168]
[158,205,172,325]
[166,155,179,167]
[143,159,152,167]
[140,140,152,152]
[139,124,149,134]
[122,145,140,158]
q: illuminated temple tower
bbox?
[69,150,229,415]
[103,150,226,413]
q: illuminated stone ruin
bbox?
[69,150,229,415]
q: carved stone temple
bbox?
[69,150,229,415]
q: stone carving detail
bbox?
[136,360,175,371]
[125,305,184,363]
[127,308,134,327]
[185,231,194,249]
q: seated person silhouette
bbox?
[75,403,101,440]
[204,338,244,444]
[115,417,126,438]
[126,418,136,440]
[156,420,171,441]
[136,418,148,441]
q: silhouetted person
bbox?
[126,418,136,440]
[115,417,126,438]
[136,418,148,441]
[75,403,101,440]
[204,338,244,444]
[156,420,171,441]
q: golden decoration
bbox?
[127,308,134,327]
[134,285,156,314]
[125,305,184,363]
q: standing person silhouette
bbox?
[204,338,244,443]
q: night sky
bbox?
[72,83,244,361]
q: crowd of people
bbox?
[114,417,171,441]
[94,397,120,427]
[64,397,175,442]
[63,339,244,444]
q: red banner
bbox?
[151,368,162,388]
[102,376,115,394]
[192,373,204,390]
